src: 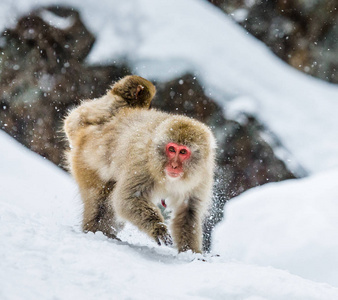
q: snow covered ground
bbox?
[1,131,338,300]
[1,0,338,299]
[213,170,338,287]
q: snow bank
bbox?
[1,0,338,174]
[213,170,338,287]
[1,130,338,299]
[0,131,79,225]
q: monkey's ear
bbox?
[135,85,145,100]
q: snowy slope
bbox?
[1,130,338,300]
[213,170,338,287]
[1,0,338,173]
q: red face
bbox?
[165,142,191,178]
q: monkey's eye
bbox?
[180,149,187,155]
[168,146,176,153]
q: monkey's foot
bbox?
[195,254,221,262]
[103,231,122,241]
[83,228,121,241]
[152,223,173,246]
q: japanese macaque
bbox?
[64,75,216,253]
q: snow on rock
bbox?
[39,8,75,30]
[213,170,338,288]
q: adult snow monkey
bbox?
[64,75,216,253]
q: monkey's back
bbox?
[108,108,168,162]
[77,108,166,181]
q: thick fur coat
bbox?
[64,75,215,252]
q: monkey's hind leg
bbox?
[82,180,124,240]
[171,200,203,253]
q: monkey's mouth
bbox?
[166,170,183,179]
[168,172,180,178]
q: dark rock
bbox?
[0,6,130,167]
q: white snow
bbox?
[1,131,338,299]
[39,9,75,30]
[213,170,338,287]
[1,0,338,298]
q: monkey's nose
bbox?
[171,162,178,169]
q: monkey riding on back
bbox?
[64,75,216,253]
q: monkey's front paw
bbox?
[152,223,173,246]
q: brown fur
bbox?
[64,75,216,253]
[64,75,156,142]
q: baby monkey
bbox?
[64,75,216,253]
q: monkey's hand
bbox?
[152,223,173,246]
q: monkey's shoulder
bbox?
[113,107,168,126]
[114,107,211,129]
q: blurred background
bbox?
[209,0,338,83]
